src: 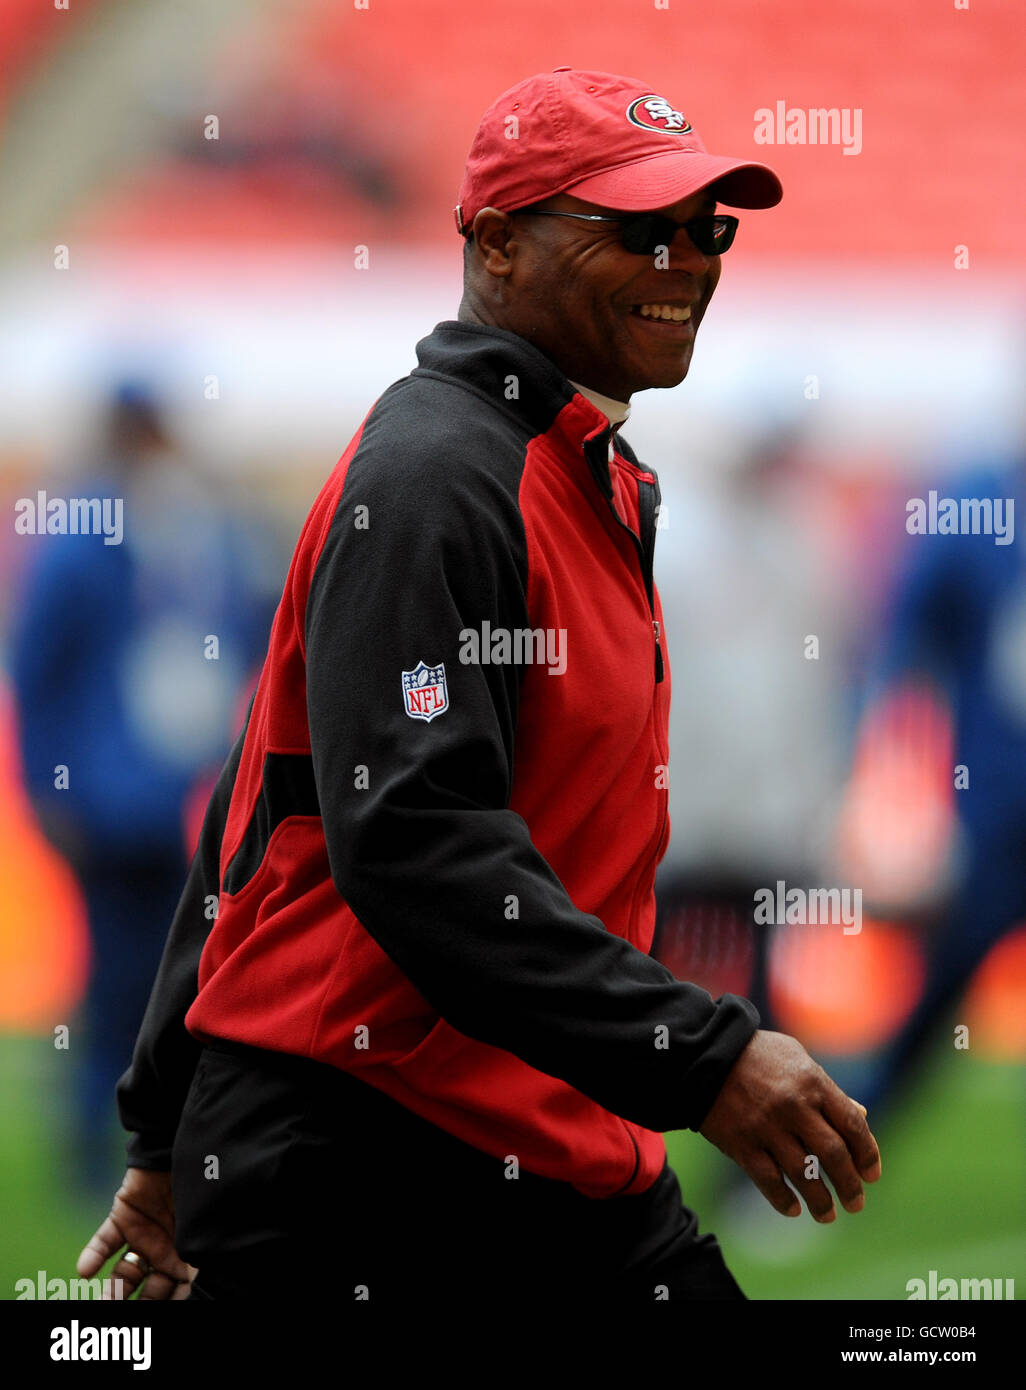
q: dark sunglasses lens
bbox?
[693,216,738,253]
[621,214,738,254]
[620,214,663,254]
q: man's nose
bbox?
[661,227,712,272]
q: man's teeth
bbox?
[637,304,692,322]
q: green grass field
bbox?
[2,1033,1022,1300]
[672,1050,1025,1300]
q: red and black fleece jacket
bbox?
[117,319,759,1200]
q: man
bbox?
[78,68,880,1306]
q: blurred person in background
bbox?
[654,426,851,1027]
[8,379,277,1196]
[835,451,1026,1116]
[652,427,859,1240]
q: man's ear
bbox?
[470,208,517,277]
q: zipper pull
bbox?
[653,619,664,682]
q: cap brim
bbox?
[564,150,783,211]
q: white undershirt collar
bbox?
[569,380,632,430]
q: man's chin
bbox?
[630,358,693,392]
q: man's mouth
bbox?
[630,303,693,322]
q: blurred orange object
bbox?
[963,924,1026,1061]
[836,680,959,914]
[0,680,89,1030]
[769,917,926,1053]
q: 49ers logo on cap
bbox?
[626,95,692,135]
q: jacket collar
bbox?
[568,380,631,430]
[412,320,621,494]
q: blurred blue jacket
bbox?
[7,465,277,870]
[873,458,1026,844]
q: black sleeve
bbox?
[115,699,253,1168]
[305,410,758,1135]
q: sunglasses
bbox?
[514,208,739,256]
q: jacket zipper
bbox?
[584,428,670,980]
[584,430,665,684]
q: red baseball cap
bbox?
[455,67,782,234]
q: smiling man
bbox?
[461,182,724,398]
[81,68,881,1310]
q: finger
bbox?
[137,1270,179,1301]
[108,1253,152,1298]
[821,1086,882,1182]
[77,1215,126,1277]
[772,1135,838,1222]
[170,1278,195,1301]
[743,1149,802,1218]
[149,1249,195,1285]
[793,1120,867,1217]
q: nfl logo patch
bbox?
[402,660,449,722]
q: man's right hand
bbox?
[76,1167,197,1300]
[698,1029,882,1222]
